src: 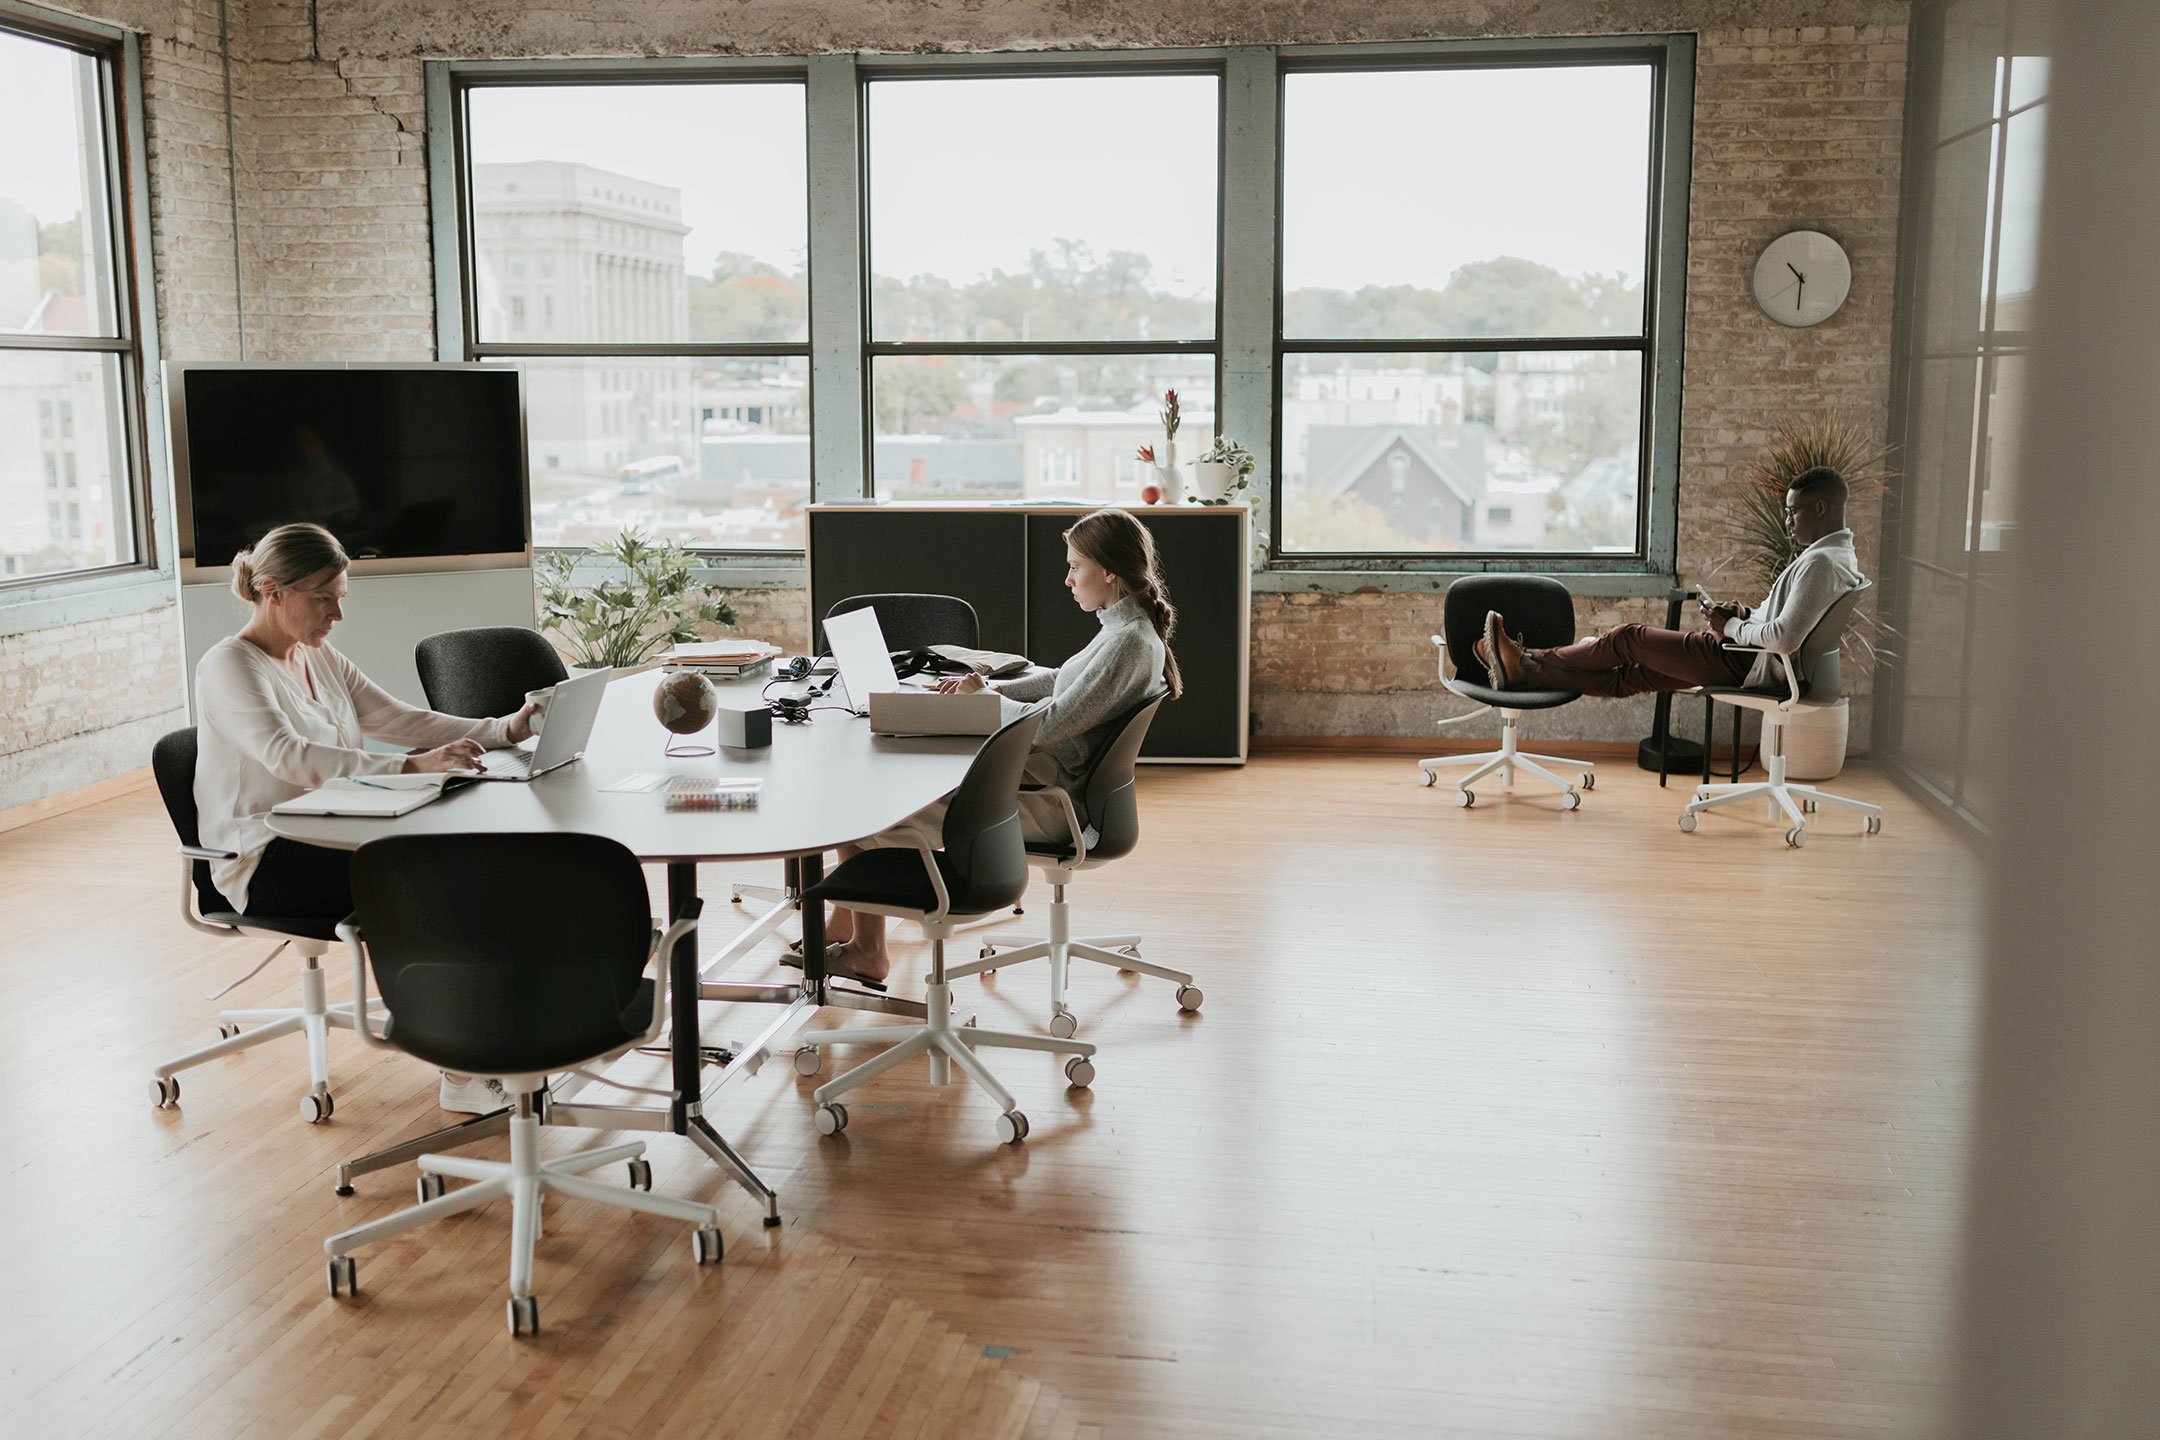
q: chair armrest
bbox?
[884,826,951,924]
[1430,634,1453,682]
[338,921,394,1053]
[1710,643,1802,707]
[633,905,701,1046]
[179,844,240,862]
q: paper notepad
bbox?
[271,775,450,818]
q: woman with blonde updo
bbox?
[788,506,1180,987]
[194,523,539,1110]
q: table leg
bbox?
[666,861,782,1227]
[799,850,826,1001]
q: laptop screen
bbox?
[823,607,901,714]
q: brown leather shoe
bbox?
[1483,611,1528,689]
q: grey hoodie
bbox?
[1722,528,1865,689]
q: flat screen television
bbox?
[170,363,530,580]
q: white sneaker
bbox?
[438,1073,512,1114]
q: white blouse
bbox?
[193,636,513,912]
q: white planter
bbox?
[1783,698,1850,781]
[1192,461,1236,502]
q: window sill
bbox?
[1253,568,1680,599]
[0,567,175,637]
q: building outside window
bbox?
[864,70,1220,504]
[457,75,810,550]
[1275,58,1666,560]
[0,15,150,586]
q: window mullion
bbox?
[806,53,865,502]
[1216,45,1278,533]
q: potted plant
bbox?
[1193,437,1257,505]
[536,527,738,670]
[1717,416,1896,780]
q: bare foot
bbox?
[811,911,855,945]
[828,939,890,984]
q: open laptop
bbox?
[823,608,1001,736]
[467,665,613,781]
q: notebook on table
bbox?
[271,775,447,818]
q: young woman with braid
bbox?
[787,507,1182,986]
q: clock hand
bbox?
[1787,261,1806,283]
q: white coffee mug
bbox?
[525,685,556,737]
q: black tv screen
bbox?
[178,366,528,569]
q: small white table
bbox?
[271,668,979,1226]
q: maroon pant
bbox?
[1518,623,1751,699]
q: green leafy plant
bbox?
[536,528,738,669]
[1194,436,1258,506]
[1717,415,1897,665]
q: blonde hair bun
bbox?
[231,523,349,605]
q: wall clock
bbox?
[1751,229,1851,327]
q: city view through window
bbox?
[0,25,134,584]
[473,60,1660,558]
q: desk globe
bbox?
[654,670,719,756]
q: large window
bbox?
[0,16,148,585]
[456,76,810,550]
[1276,60,1661,559]
[864,71,1219,503]
[1882,0,2049,828]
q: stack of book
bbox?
[664,776,763,812]
[661,639,782,681]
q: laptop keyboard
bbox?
[480,748,534,778]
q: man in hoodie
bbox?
[1479,465,1864,697]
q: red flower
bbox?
[1136,444,1156,463]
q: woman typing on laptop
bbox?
[790,507,1181,988]
[193,522,538,1112]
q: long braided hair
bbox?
[1063,508,1183,700]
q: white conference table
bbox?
[270,667,980,1227]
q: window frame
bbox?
[432,59,815,568]
[426,38,1692,593]
[855,55,1228,506]
[1267,36,1692,582]
[0,1,164,611]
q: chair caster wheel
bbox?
[217,1023,241,1040]
[301,1090,333,1124]
[627,1158,653,1191]
[1562,790,1582,811]
[1419,769,1436,787]
[995,1110,1030,1145]
[1786,827,1807,848]
[417,1173,446,1204]
[1865,814,1882,835]
[692,1225,724,1265]
[1802,798,1818,814]
[152,1076,180,1109]
[1678,812,1698,833]
[814,1102,848,1135]
[1064,1056,1095,1089]
[507,1294,540,1337]
[334,1184,355,1197]
[978,945,996,960]
[1049,1010,1079,1039]
[793,1046,822,1076]
[327,1254,357,1299]
[1176,984,1204,1012]
[1456,790,1475,809]
[1579,772,1596,790]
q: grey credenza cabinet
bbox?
[805,503,1249,763]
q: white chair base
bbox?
[324,1090,721,1337]
[150,942,386,1123]
[798,934,1095,1145]
[1679,720,1883,848]
[945,879,1200,1037]
[1418,709,1594,810]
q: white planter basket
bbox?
[1782,698,1849,781]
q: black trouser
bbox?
[243,838,355,921]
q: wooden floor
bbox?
[0,754,1981,1438]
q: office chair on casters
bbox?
[944,693,1200,1037]
[326,832,722,1339]
[733,591,1000,926]
[148,728,383,1123]
[792,712,1095,1145]
[1677,582,1883,848]
[1418,575,1596,809]
[415,625,568,719]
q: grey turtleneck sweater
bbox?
[995,595,1167,792]
[1722,528,1865,688]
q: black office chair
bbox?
[822,592,980,653]
[946,693,1200,1036]
[148,727,381,1123]
[1678,581,1884,848]
[415,625,568,719]
[325,832,721,1338]
[1418,574,1596,810]
[792,712,1092,1145]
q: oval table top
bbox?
[267,668,981,863]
